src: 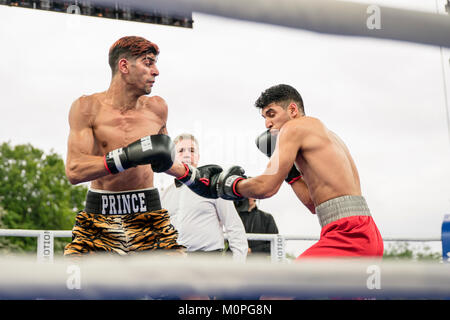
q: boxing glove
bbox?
[104,134,175,174]
[255,130,302,184]
[177,163,223,199]
[216,165,247,200]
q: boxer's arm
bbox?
[156,121,193,178]
[236,123,302,199]
[65,98,109,185]
[145,98,186,178]
[157,128,187,178]
[290,179,315,214]
[156,97,169,136]
[165,160,190,178]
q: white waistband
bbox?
[315,195,371,228]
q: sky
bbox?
[0,0,449,256]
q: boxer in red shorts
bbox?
[214,84,383,259]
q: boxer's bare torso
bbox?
[237,112,361,211]
[65,92,168,191]
[290,116,361,206]
[235,86,382,258]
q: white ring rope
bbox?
[0,255,449,299]
[87,0,450,48]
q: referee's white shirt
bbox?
[160,182,248,261]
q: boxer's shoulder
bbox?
[69,93,101,124]
[295,116,324,128]
[138,95,168,118]
[78,93,105,111]
[282,116,326,136]
[139,95,167,110]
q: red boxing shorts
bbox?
[297,195,383,259]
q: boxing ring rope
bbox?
[0,228,444,263]
[86,0,450,48]
[0,224,449,299]
[0,0,449,300]
[0,253,449,299]
[55,0,450,141]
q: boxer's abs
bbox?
[91,165,155,192]
[87,96,164,192]
[295,132,361,206]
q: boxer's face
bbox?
[175,139,200,167]
[127,53,159,94]
[261,103,291,133]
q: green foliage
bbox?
[383,241,442,261]
[0,142,87,253]
[284,242,442,262]
[285,252,297,260]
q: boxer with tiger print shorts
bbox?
[64,36,221,257]
[64,188,184,255]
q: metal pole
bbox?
[270,234,286,263]
[0,229,443,261]
[37,231,54,263]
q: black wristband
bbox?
[176,163,197,185]
[104,148,130,174]
[285,166,302,184]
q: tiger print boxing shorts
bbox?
[64,188,185,256]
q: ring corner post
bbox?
[441,214,450,262]
[271,234,286,263]
[37,231,54,263]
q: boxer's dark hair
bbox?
[255,84,304,114]
[109,36,159,76]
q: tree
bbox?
[383,241,442,261]
[0,142,87,254]
[284,242,442,262]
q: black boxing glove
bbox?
[216,166,247,201]
[255,130,302,184]
[104,134,175,174]
[177,163,222,199]
[255,129,277,158]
